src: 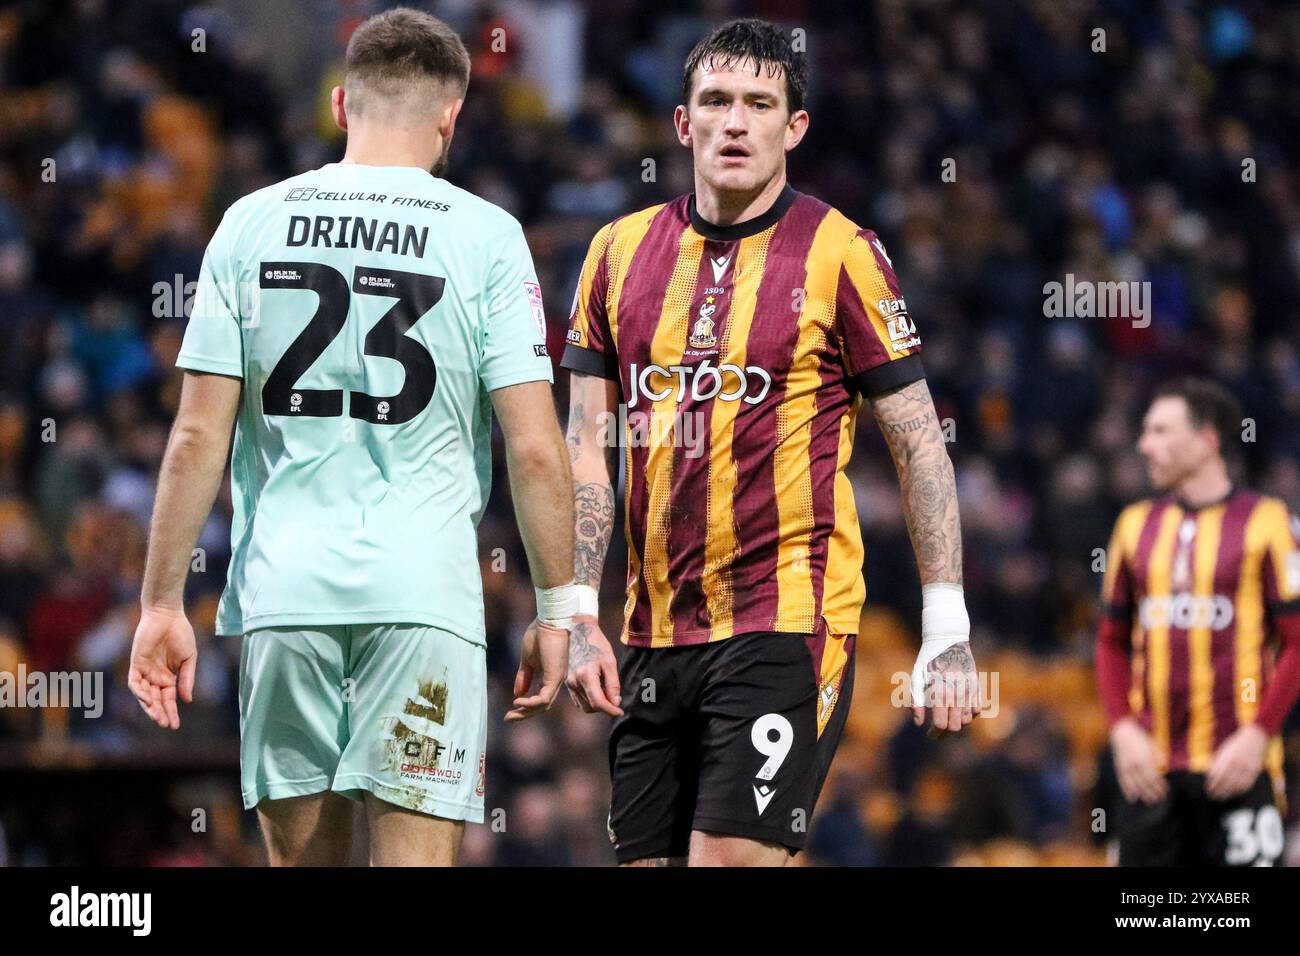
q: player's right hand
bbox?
[565,615,623,717]
[127,605,197,730]
[506,618,569,722]
[1110,717,1168,805]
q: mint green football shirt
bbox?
[177,163,554,643]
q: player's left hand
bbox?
[1205,723,1268,800]
[127,605,197,730]
[506,618,569,722]
[912,640,983,738]
[565,614,623,716]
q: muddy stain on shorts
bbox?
[375,670,463,813]
[405,677,448,726]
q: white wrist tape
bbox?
[574,584,600,618]
[535,583,578,630]
[911,583,971,708]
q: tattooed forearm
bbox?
[566,399,585,464]
[574,480,615,587]
[871,380,963,584]
[568,372,620,590]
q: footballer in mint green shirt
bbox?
[177,161,553,645]
[134,9,576,862]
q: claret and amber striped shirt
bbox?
[561,185,924,648]
[1098,488,1300,775]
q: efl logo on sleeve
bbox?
[524,281,545,337]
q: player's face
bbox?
[1138,396,1214,491]
[677,62,808,196]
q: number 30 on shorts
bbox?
[1223,805,1284,865]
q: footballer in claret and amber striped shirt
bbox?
[559,18,980,867]
[1097,380,1300,866]
[563,186,920,648]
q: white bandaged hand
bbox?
[910,583,971,712]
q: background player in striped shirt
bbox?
[558,18,982,866]
[1097,378,1300,865]
[127,9,575,866]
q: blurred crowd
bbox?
[1,0,1299,865]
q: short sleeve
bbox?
[560,223,618,380]
[1263,501,1300,617]
[478,221,554,392]
[834,228,924,397]
[177,212,245,377]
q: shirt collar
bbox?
[688,184,797,241]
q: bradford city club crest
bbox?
[689,296,719,348]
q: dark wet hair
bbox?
[683,18,807,113]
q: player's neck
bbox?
[340,131,443,174]
[1173,463,1233,509]
[693,171,789,228]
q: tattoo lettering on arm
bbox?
[871,380,963,584]
[882,409,936,436]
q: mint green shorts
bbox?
[238,623,487,822]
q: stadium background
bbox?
[1,0,1298,865]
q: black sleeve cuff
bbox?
[849,353,925,398]
[1270,597,1300,618]
[561,343,620,381]
[1104,602,1132,621]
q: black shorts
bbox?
[1117,771,1285,866]
[607,628,855,863]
